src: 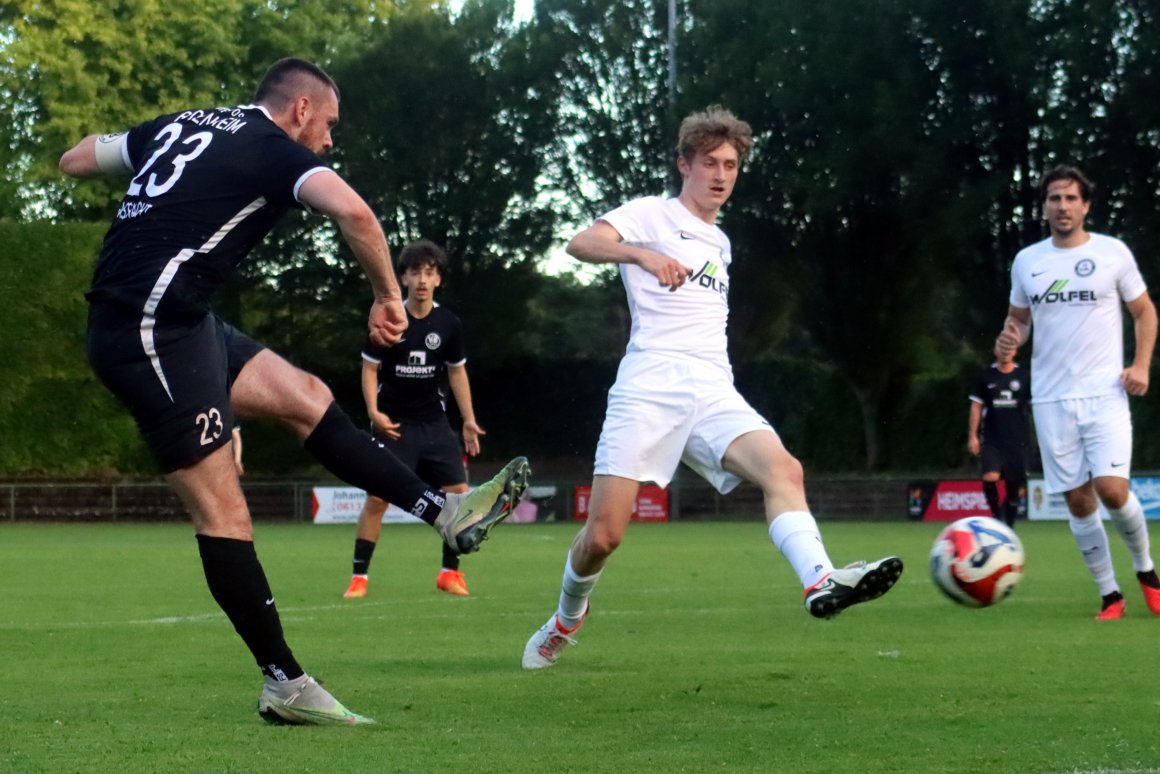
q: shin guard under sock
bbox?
[196,534,303,681]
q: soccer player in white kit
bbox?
[521,107,904,670]
[995,165,1159,620]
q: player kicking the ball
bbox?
[60,58,530,724]
[521,106,903,670]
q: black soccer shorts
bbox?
[980,443,1028,481]
[87,303,263,473]
[370,417,467,488]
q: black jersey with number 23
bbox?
[86,105,329,321]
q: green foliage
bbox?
[0,221,153,474]
[3,521,1160,772]
[0,0,390,218]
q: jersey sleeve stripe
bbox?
[293,167,332,201]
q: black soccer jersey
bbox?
[363,305,466,421]
[86,105,330,321]
[969,364,1032,451]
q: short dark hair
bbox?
[1039,165,1094,202]
[677,106,754,163]
[398,240,448,276]
[253,58,339,109]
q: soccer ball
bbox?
[929,516,1024,607]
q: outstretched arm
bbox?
[60,133,132,178]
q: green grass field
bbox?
[2,519,1159,773]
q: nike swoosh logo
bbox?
[1111,462,1126,468]
[678,231,696,240]
[1031,270,1047,277]
[265,597,275,606]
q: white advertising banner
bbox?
[311,487,423,525]
[1027,477,1160,521]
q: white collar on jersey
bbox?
[237,104,274,122]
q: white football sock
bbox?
[769,511,834,589]
[557,552,601,629]
[1106,492,1154,573]
[1069,511,1119,596]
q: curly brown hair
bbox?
[677,106,753,163]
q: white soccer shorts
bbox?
[593,351,775,494]
[1032,392,1133,494]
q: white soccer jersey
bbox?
[600,196,732,371]
[1010,233,1148,401]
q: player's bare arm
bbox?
[298,171,406,346]
[1122,292,1157,396]
[566,220,691,292]
[995,306,1031,361]
[360,358,400,439]
[59,133,132,178]
[967,400,982,456]
[448,364,485,456]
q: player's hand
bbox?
[462,419,485,456]
[373,413,401,440]
[637,250,692,292]
[994,321,1021,362]
[1122,364,1150,396]
[967,435,980,456]
[369,297,407,346]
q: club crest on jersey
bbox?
[425,332,442,349]
[1075,258,1095,277]
[687,260,728,298]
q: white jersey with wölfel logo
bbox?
[1009,232,1147,402]
[600,196,733,373]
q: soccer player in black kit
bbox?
[344,241,485,598]
[59,58,530,725]
[967,352,1033,528]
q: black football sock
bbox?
[982,480,1001,519]
[304,402,445,525]
[196,534,303,682]
[1101,590,1125,609]
[1004,478,1026,527]
[441,542,460,571]
[1137,569,1160,589]
[353,538,377,576]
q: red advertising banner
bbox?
[574,484,670,522]
[908,479,1006,522]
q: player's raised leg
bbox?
[522,475,637,669]
[722,429,903,619]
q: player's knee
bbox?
[584,522,624,557]
[770,451,804,490]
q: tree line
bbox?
[2,0,1159,475]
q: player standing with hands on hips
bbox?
[522,106,903,670]
[995,165,1159,620]
[59,58,529,724]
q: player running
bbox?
[995,165,1158,620]
[521,106,903,670]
